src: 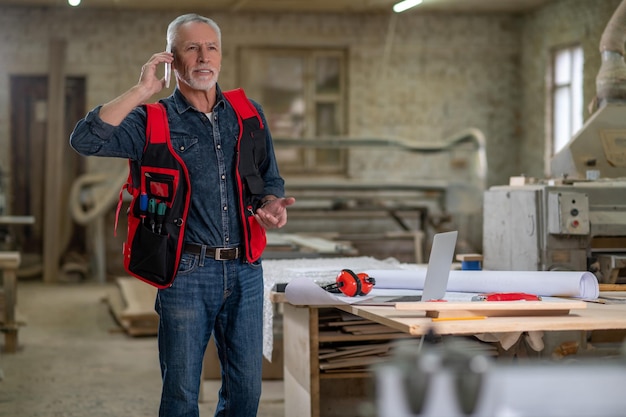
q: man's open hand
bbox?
[254,197,296,229]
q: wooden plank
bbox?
[0,252,20,268]
[106,288,159,336]
[270,291,286,303]
[116,277,158,318]
[319,355,388,370]
[321,370,371,376]
[319,345,385,360]
[456,253,484,261]
[42,38,66,283]
[342,323,403,334]
[107,289,129,327]
[105,277,159,336]
[350,327,404,335]
[325,318,371,327]
[318,330,413,342]
[0,216,35,225]
[340,302,626,337]
[600,284,626,291]
[283,304,316,417]
[321,346,390,363]
[284,368,312,417]
[395,300,587,318]
[309,308,321,417]
[277,234,347,254]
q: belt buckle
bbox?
[214,247,227,261]
[215,247,237,261]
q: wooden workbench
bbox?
[339,301,626,336]
[0,216,36,226]
[277,293,626,417]
[0,216,33,353]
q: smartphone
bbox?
[165,44,171,88]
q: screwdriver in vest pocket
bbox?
[139,193,148,224]
[156,202,167,234]
[148,198,157,232]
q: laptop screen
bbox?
[420,230,458,301]
[353,230,458,304]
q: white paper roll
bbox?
[361,269,599,299]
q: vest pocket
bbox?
[142,168,179,205]
[246,215,267,261]
[127,222,173,286]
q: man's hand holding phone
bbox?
[165,45,172,88]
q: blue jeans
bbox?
[155,252,264,417]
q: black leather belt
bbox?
[184,243,242,261]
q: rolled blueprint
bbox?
[361,269,599,299]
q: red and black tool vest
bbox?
[224,88,268,263]
[118,88,268,288]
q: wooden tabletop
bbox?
[338,299,626,336]
[271,288,626,336]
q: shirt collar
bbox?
[171,84,227,115]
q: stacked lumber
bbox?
[106,277,159,336]
[319,342,395,373]
[318,310,411,374]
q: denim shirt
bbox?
[69,85,285,248]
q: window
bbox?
[238,48,347,175]
[551,45,583,155]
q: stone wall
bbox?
[0,1,620,260]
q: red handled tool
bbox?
[471,292,541,302]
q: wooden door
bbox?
[9,75,86,260]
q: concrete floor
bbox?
[0,281,284,417]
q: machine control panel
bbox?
[547,191,590,235]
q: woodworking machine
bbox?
[483,110,626,285]
[482,175,626,283]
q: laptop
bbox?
[354,230,458,304]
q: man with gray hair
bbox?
[70,13,295,417]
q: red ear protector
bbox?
[323,269,376,297]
